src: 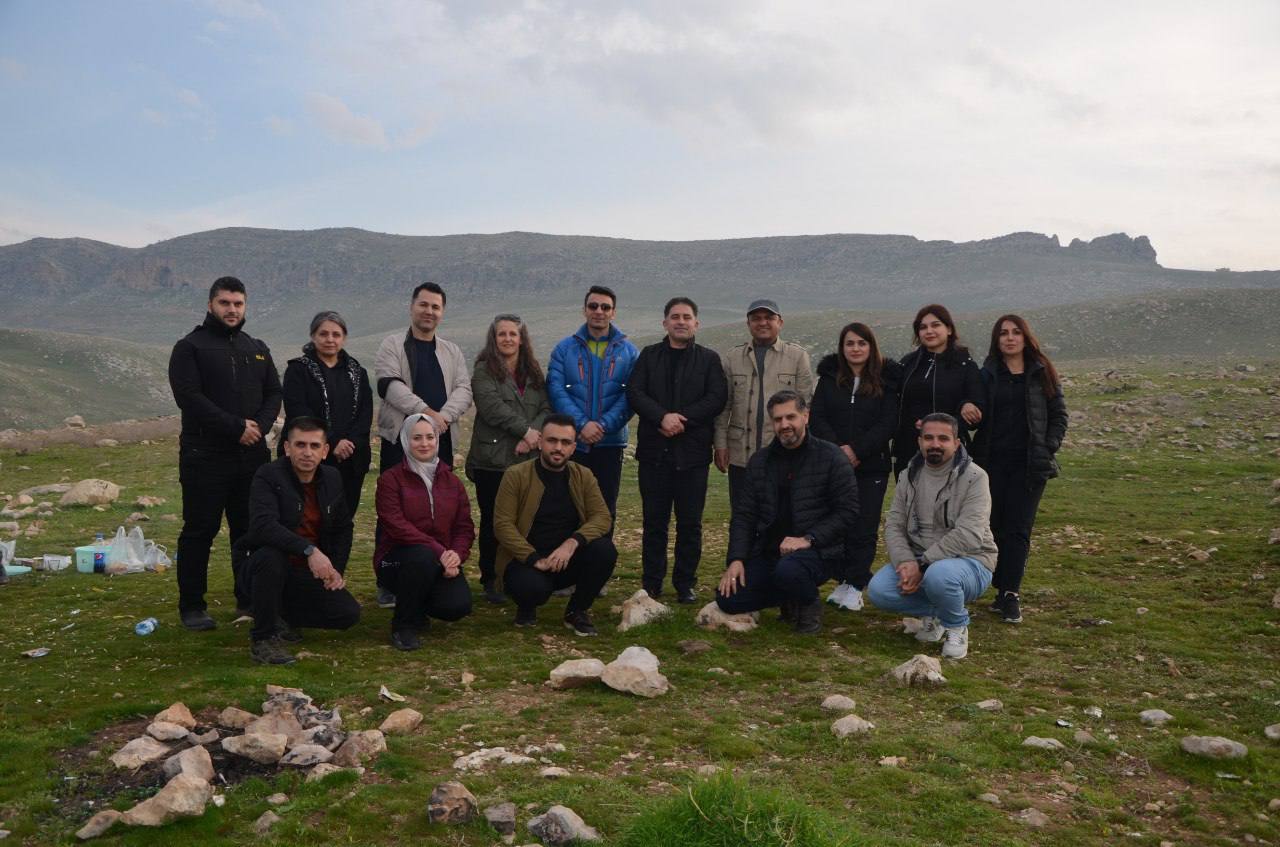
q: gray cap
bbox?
[746,298,781,316]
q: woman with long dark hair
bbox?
[972,314,1068,624]
[465,314,550,604]
[893,304,984,477]
[281,311,373,514]
[809,322,900,611]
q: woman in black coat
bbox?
[281,311,374,515]
[809,322,900,611]
[893,303,984,477]
[971,314,1068,624]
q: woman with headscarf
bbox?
[281,311,373,515]
[373,413,475,650]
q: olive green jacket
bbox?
[493,459,612,573]
[713,338,814,467]
[465,362,550,476]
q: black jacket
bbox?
[894,346,984,463]
[627,340,728,469]
[727,434,859,564]
[972,357,1068,481]
[809,354,900,476]
[169,313,282,452]
[280,346,373,461]
[235,456,353,573]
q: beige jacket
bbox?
[884,447,998,572]
[713,338,813,467]
[374,330,473,447]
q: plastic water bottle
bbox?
[135,617,159,636]
[93,532,107,574]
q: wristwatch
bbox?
[303,544,316,557]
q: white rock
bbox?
[617,589,671,631]
[528,805,601,844]
[222,732,288,764]
[306,763,361,782]
[831,715,875,737]
[121,774,212,826]
[266,793,289,806]
[64,415,86,428]
[548,658,607,690]
[695,601,759,633]
[452,746,537,771]
[977,793,1001,806]
[297,725,344,751]
[146,721,190,742]
[253,811,281,835]
[1083,706,1103,718]
[245,710,305,745]
[976,699,1004,711]
[428,781,478,824]
[217,706,257,729]
[161,745,214,783]
[59,479,120,507]
[110,736,172,769]
[821,694,856,712]
[602,646,670,698]
[75,809,123,840]
[696,765,721,777]
[889,654,948,687]
[1013,807,1050,827]
[540,766,572,778]
[1140,709,1174,727]
[878,756,906,767]
[280,744,334,767]
[332,730,386,767]
[1180,735,1248,760]
[1022,736,1066,751]
[1264,723,1280,741]
[379,708,424,735]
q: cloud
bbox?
[141,108,171,127]
[305,93,388,148]
[204,19,230,34]
[265,115,294,136]
[207,0,275,23]
[0,56,25,81]
[176,88,204,109]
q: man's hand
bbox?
[439,549,461,577]
[779,535,812,555]
[714,448,730,473]
[514,440,531,455]
[522,428,541,450]
[840,445,857,466]
[333,438,355,461]
[719,560,746,597]
[307,548,344,590]
[895,560,922,595]
[960,402,982,426]
[659,413,687,437]
[422,408,449,433]
[580,421,604,444]
[240,420,262,446]
[546,537,579,572]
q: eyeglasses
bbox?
[585,302,614,312]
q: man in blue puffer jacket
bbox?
[547,285,640,522]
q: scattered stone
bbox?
[135,495,166,507]
[222,732,288,764]
[127,511,149,522]
[18,483,72,498]
[297,725,344,751]
[266,793,289,806]
[821,694,856,712]
[121,774,213,826]
[110,736,172,769]
[617,589,671,631]
[1264,724,1280,741]
[379,708,424,736]
[528,805,601,845]
[678,639,713,655]
[95,438,120,448]
[696,764,721,776]
[0,521,18,534]
[59,479,121,507]
[888,654,948,687]
[1022,736,1066,751]
[831,715,875,737]
[246,710,305,745]
[187,728,219,746]
[253,811,281,835]
[695,601,759,632]
[306,763,359,783]
[428,781,478,824]
[217,706,257,729]
[977,793,1001,806]
[540,766,572,778]
[211,794,225,807]
[75,809,123,840]
[65,415,86,428]
[303,706,342,731]
[1269,528,1280,546]
[1074,730,1099,746]
[280,744,334,767]
[547,658,606,690]
[1013,807,1050,827]
[1269,798,1280,811]
[332,730,387,767]
[976,699,1004,711]
[1140,709,1174,727]
[878,756,906,767]
[161,745,214,782]
[452,746,537,771]
[146,721,191,742]
[602,646,670,698]
[1180,735,1249,760]
[1188,548,1211,562]
[485,802,517,837]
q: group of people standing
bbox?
[165,275,1066,665]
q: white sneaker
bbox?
[914,616,944,642]
[826,583,850,606]
[837,587,864,611]
[941,626,969,659]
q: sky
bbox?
[1,0,1278,270]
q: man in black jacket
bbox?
[237,416,360,665]
[168,277,282,631]
[715,390,858,634]
[627,297,728,603]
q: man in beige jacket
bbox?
[714,299,813,508]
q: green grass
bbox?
[0,357,1277,844]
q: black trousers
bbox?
[504,536,617,613]
[715,549,828,613]
[834,473,887,590]
[176,445,267,613]
[380,436,453,474]
[247,548,360,642]
[639,462,709,593]
[727,464,749,513]
[329,448,370,518]
[470,467,506,587]
[376,545,473,631]
[987,455,1047,594]
[572,446,623,519]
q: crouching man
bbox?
[715,390,858,634]
[238,416,361,665]
[867,413,997,659]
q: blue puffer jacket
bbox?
[547,324,639,452]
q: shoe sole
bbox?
[563,621,598,637]
[252,653,296,665]
[182,620,217,632]
[1002,615,1023,624]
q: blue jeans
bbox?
[866,557,992,628]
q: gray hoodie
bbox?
[884,446,998,572]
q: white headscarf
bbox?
[398,413,440,512]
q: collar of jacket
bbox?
[201,311,242,337]
[738,337,785,354]
[982,355,1044,378]
[274,455,319,495]
[573,323,625,345]
[766,431,812,458]
[906,444,971,483]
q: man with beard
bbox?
[867,412,997,659]
[715,390,858,635]
[169,276,282,630]
[493,414,617,636]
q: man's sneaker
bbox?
[1000,592,1023,624]
[181,609,217,631]
[390,629,421,651]
[514,606,537,628]
[251,638,296,665]
[941,625,969,659]
[676,587,697,605]
[793,599,823,635]
[836,587,864,612]
[988,592,1007,614]
[643,585,662,600]
[376,587,396,609]
[482,581,507,605]
[275,622,303,643]
[826,583,850,606]
[914,616,944,643]
[563,610,598,637]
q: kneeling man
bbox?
[716,390,858,634]
[867,413,997,659]
[240,416,360,665]
[495,414,617,635]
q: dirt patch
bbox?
[0,416,181,453]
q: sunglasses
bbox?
[585,302,614,312]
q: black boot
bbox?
[793,599,822,635]
[482,580,507,605]
[779,600,798,623]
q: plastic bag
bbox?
[142,541,171,570]
[106,526,146,573]
[0,539,14,567]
